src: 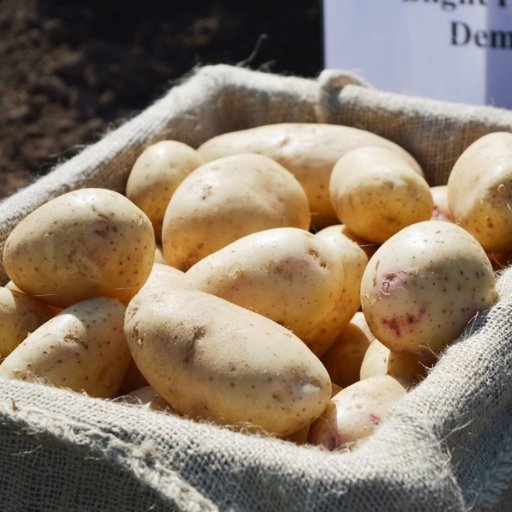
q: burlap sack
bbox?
[1,64,512,511]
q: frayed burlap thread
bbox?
[1,65,512,511]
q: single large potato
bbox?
[198,123,422,228]
[124,288,331,437]
[0,297,130,398]
[360,220,496,362]
[448,132,512,252]
[162,153,310,270]
[126,140,204,241]
[329,146,433,243]
[3,188,155,307]
[186,227,345,356]
[0,287,54,359]
[308,375,406,450]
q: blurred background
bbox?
[0,0,322,199]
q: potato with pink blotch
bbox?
[360,221,496,363]
[308,375,406,450]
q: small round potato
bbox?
[3,188,155,307]
[359,338,427,388]
[360,221,496,362]
[186,227,345,356]
[308,375,406,450]
[198,123,422,228]
[448,132,512,252]
[320,312,375,388]
[0,297,130,398]
[124,288,331,437]
[0,287,54,359]
[126,140,204,241]
[162,153,310,270]
[329,146,433,243]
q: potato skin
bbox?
[124,288,331,436]
[198,123,422,229]
[320,312,374,388]
[3,188,155,307]
[360,221,496,362]
[308,375,406,450]
[448,132,512,252]
[329,146,433,243]
[126,140,204,242]
[162,153,310,270]
[0,287,54,358]
[186,227,345,356]
[0,297,130,398]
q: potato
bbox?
[161,153,310,270]
[329,146,433,243]
[124,288,331,437]
[448,132,512,252]
[120,358,149,394]
[126,140,204,242]
[320,312,375,388]
[315,225,369,337]
[430,185,452,222]
[0,287,54,359]
[0,297,130,398]
[360,220,496,362]
[359,338,427,388]
[337,225,378,260]
[154,246,166,264]
[308,375,406,450]
[3,188,155,307]
[198,123,422,228]
[186,227,345,356]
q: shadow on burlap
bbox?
[1,65,512,511]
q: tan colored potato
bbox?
[126,140,204,241]
[330,146,433,243]
[186,227,345,356]
[308,375,406,450]
[337,225,379,260]
[162,153,310,270]
[198,123,422,228]
[448,132,512,252]
[361,221,496,362]
[320,312,375,388]
[315,225,369,337]
[359,338,427,388]
[3,188,155,307]
[0,287,54,359]
[154,246,166,264]
[430,185,453,222]
[124,288,331,437]
[0,297,130,398]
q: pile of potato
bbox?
[1,124,508,450]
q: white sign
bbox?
[323,0,512,109]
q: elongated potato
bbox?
[126,140,204,241]
[329,146,433,243]
[361,221,496,362]
[3,188,155,307]
[431,185,452,222]
[0,287,54,359]
[0,297,130,398]
[448,132,512,252]
[125,288,331,436]
[308,375,406,450]
[162,153,310,270]
[186,227,345,356]
[198,123,422,228]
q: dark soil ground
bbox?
[0,0,323,199]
